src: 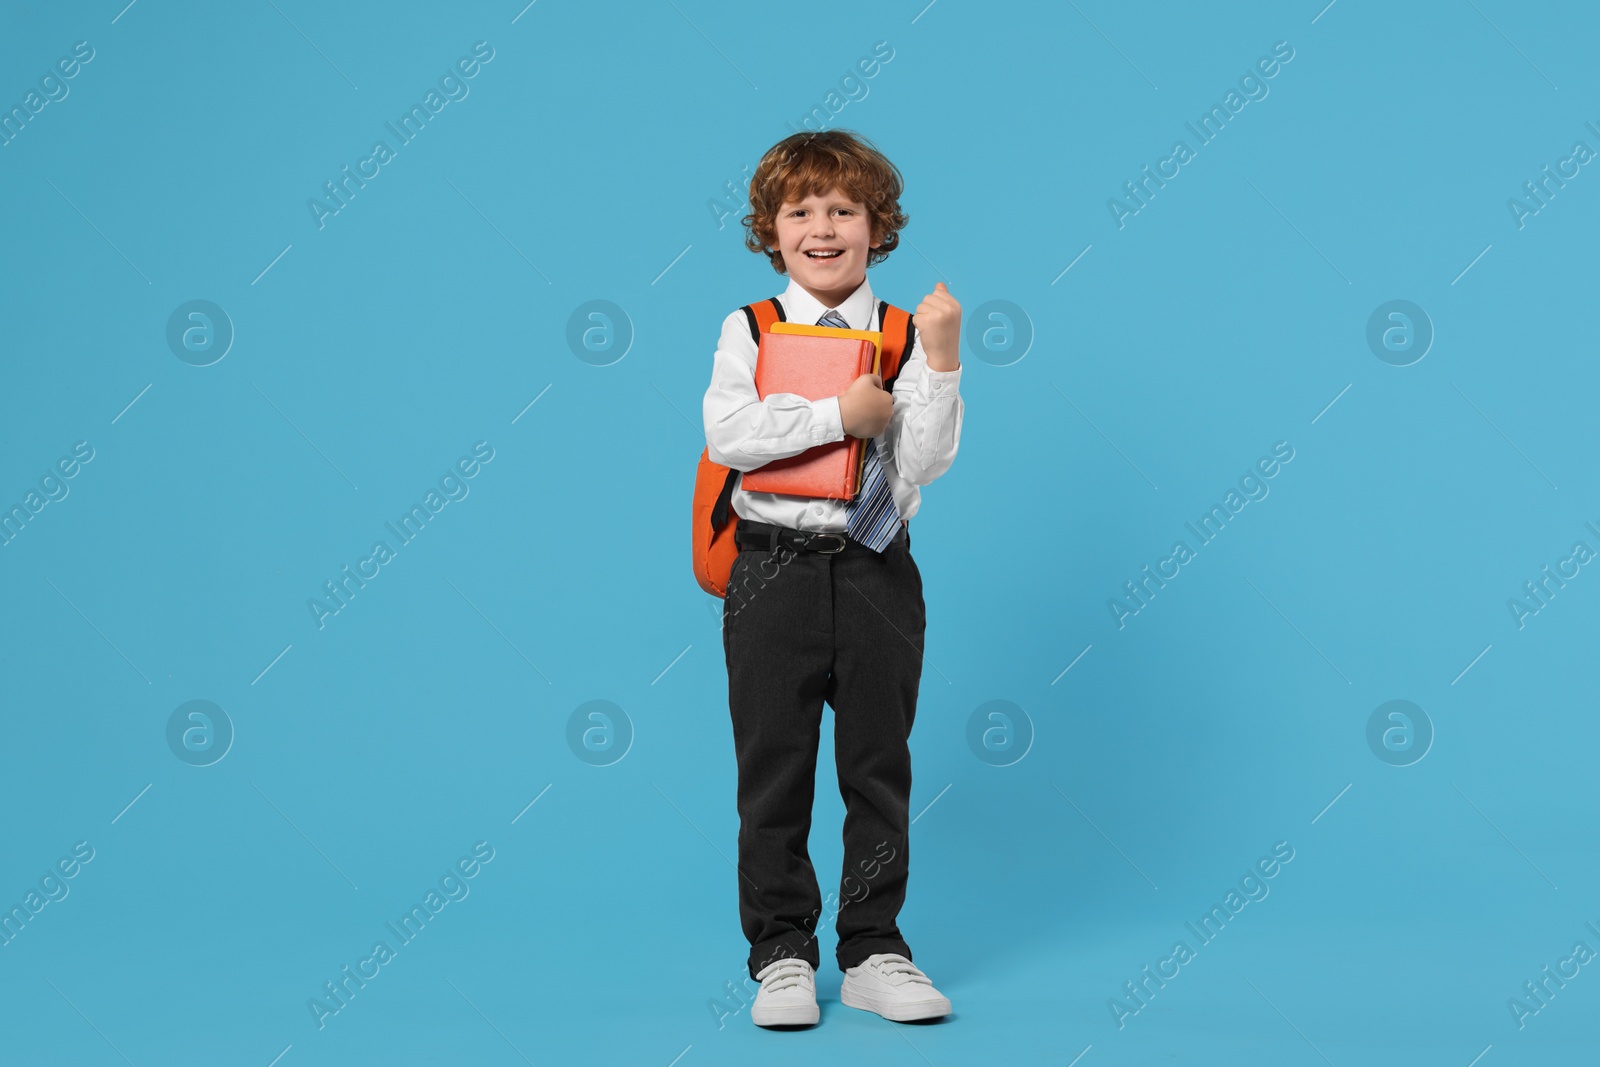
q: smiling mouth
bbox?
[805,249,844,261]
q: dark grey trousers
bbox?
[722,520,926,979]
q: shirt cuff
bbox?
[817,395,845,442]
[921,364,962,397]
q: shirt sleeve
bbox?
[702,309,846,472]
[883,328,963,486]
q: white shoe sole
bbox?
[840,981,951,1022]
[751,1001,819,1027]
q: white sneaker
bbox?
[750,957,819,1027]
[841,953,952,1021]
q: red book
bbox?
[741,331,878,499]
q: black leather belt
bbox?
[735,518,905,555]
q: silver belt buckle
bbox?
[806,532,847,554]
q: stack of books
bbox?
[741,323,884,500]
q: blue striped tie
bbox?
[818,309,901,552]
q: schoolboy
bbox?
[701,129,964,1027]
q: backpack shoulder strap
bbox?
[740,297,786,343]
[877,300,916,393]
[710,453,739,528]
[713,297,786,530]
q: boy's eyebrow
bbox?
[782,199,865,211]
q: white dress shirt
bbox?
[702,275,964,533]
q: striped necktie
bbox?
[818,308,901,552]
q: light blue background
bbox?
[2,1,1597,1064]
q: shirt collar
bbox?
[780,275,876,331]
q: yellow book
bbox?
[769,321,882,376]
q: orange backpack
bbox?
[693,296,915,597]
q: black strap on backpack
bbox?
[717,299,786,531]
[711,466,739,531]
[877,299,916,394]
[740,297,786,343]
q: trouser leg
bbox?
[824,529,925,971]
[724,541,833,980]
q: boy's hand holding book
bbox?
[840,373,892,438]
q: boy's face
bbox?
[774,186,878,307]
